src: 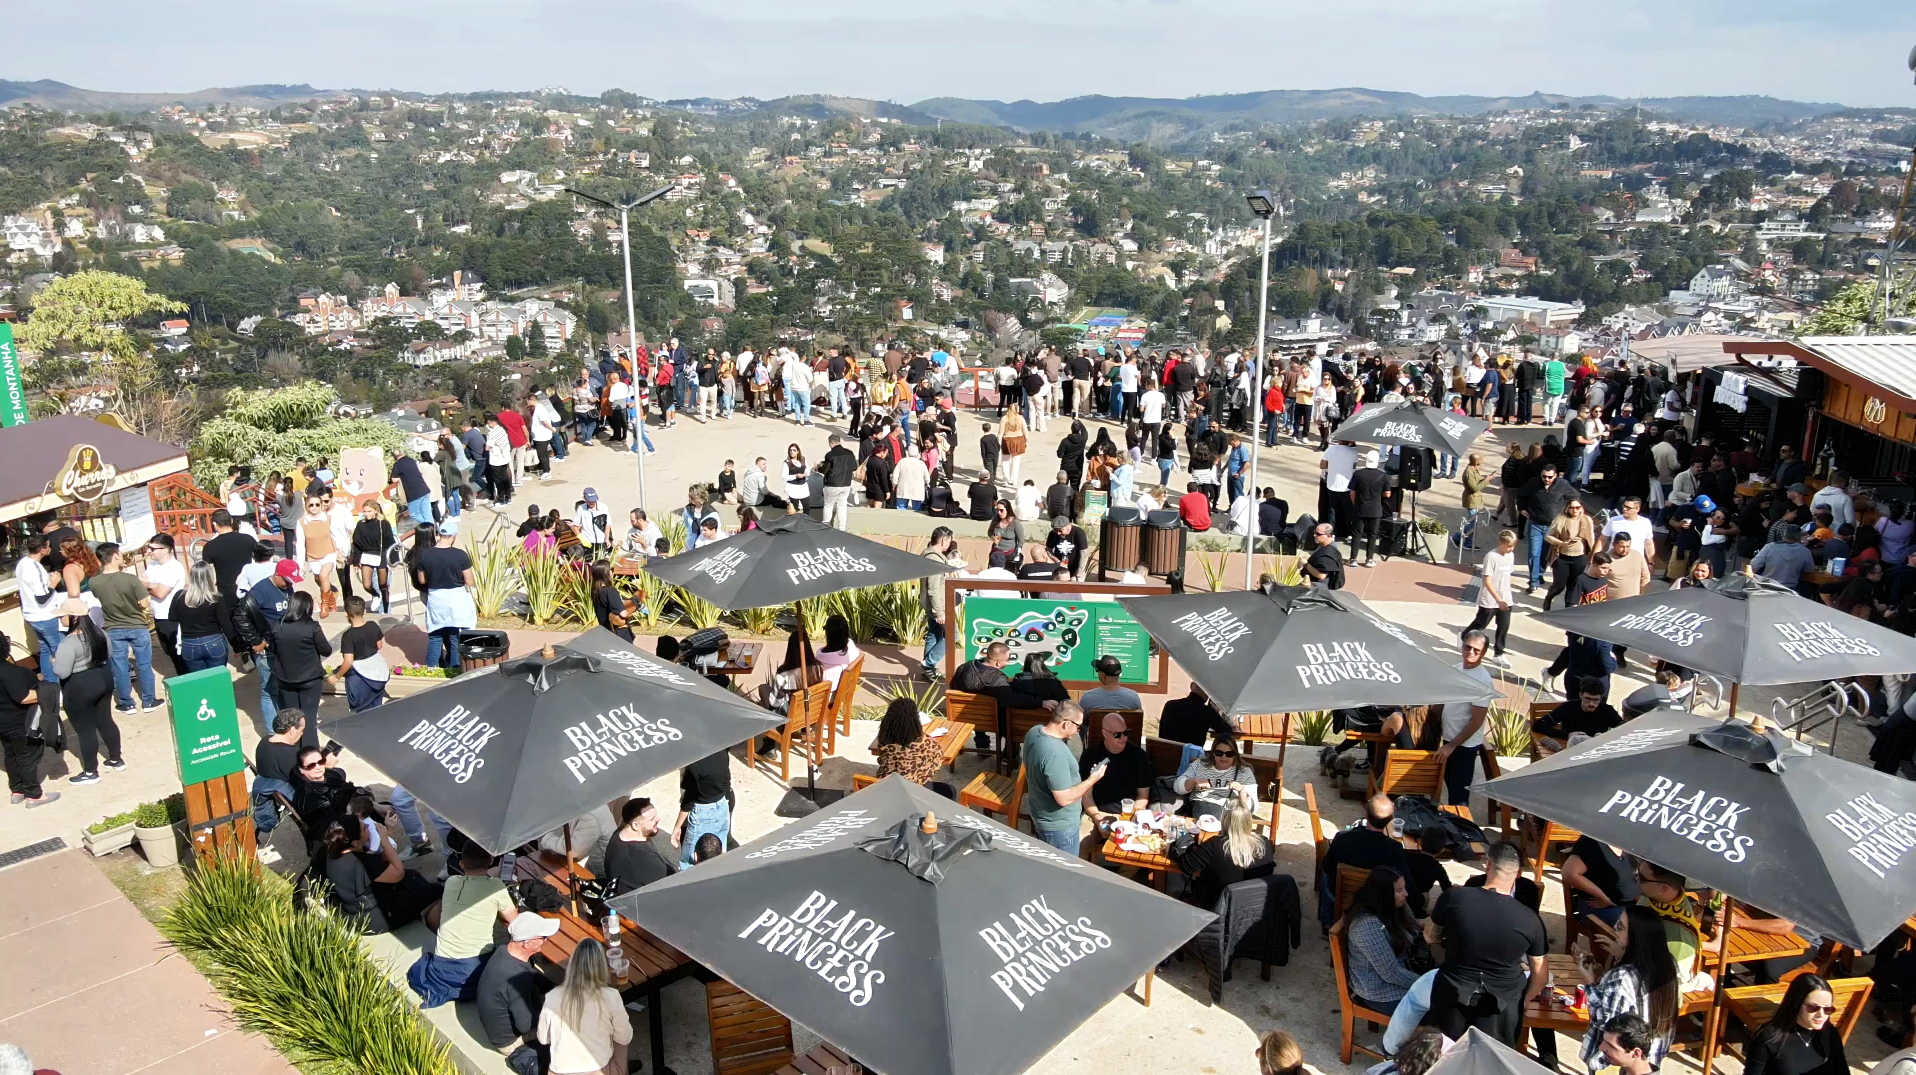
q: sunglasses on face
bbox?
[1802,1003,1836,1015]
[1211,749,1236,759]
[1108,729,1130,738]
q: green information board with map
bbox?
[962,597,1152,683]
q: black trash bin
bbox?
[458,629,510,673]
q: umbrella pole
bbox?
[1698,898,1737,1074]
[1728,683,1739,720]
[563,822,579,917]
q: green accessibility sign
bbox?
[963,597,1152,683]
[167,666,246,786]
[0,322,26,427]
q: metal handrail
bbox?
[1769,681,1871,757]
[1691,673,1728,713]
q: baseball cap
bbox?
[1813,527,1834,541]
[1787,482,1812,495]
[1692,495,1715,513]
[275,559,304,583]
[1051,515,1071,530]
[437,518,460,536]
[508,914,561,942]
[583,487,599,502]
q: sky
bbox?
[12,0,1916,109]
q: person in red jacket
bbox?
[1262,381,1286,448]
[495,407,529,486]
[1178,481,1212,531]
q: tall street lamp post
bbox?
[565,183,675,509]
[1244,190,1278,588]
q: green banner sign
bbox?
[962,597,1152,683]
[167,666,246,786]
[0,322,26,427]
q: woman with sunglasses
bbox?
[1742,974,1847,1075]
[1543,499,1596,612]
[1173,736,1258,819]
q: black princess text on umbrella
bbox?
[980,895,1113,1012]
[737,890,891,1007]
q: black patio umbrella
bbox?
[1428,1028,1556,1075]
[319,628,786,854]
[1118,584,1500,716]
[610,776,1214,1075]
[1475,707,1916,950]
[1534,571,1916,688]
[1334,400,1490,458]
[641,512,958,610]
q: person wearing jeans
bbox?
[105,628,159,712]
[88,544,161,712]
[389,784,453,853]
[677,749,732,868]
[1023,703,1096,857]
[1436,632,1495,806]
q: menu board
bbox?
[961,596,1152,683]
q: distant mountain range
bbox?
[906,89,1849,139]
[0,79,321,110]
[0,78,1854,139]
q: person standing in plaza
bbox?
[674,749,732,869]
[1001,409,1030,489]
[818,434,856,530]
[1435,631,1494,806]
[1461,530,1518,662]
[484,413,514,506]
[54,610,122,785]
[15,535,65,725]
[88,543,162,715]
[0,629,51,807]
[1022,702,1102,856]
[142,534,187,677]
[416,520,476,674]
[919,527,961,679]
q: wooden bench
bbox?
[1305,782,1331,897]
[705,980,795,1075]
[772,1042,859,1075]
[851,773,878,792]
[1333,863,1370,921]
[1003,707,1052,770]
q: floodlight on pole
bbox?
[1244,191,1278,587]
[564,184,675,509]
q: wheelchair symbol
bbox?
[196,699,216,722]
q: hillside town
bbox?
[2,67,1916,1075]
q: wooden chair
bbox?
[748,679,833,783]
[823,654,865,755]
[1328,918,1392,1063]
[1240,752,1285,838]
[1144,735,1191,784]
[959,764,1025,831]
[1333,863,1370,921]
[1372,748,1443,799]
[945,689,1001,758]
[1305,782,1331,896]
[850,773,878,792]
[705,980,795,1075]
[1002,707,1052,770]
[1529,819,1583,885]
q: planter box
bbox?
[83,822,137,857]
[385,675,453,698]
[135,822,182,868]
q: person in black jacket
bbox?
[1517,464,1577,593]
[1057,421,1088,487]
[951,641,1060,749]
[979,423,1000,484]
[349,500,396,614]
[1319,795,1418,922]
[1171,798,1274,910]
[270,591,333,746]
[1258,488,1290,540]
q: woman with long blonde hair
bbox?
[538,939,631,1074]
[1170,797,1274,909]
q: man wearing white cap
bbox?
[476,912,560,1070]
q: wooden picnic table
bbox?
[1717,921,1810,966]
[521,851,698,1075]
[704,641,761,676]
[1522,955,1716,1050]
[1903,914,1916,941]
[1804,570,1839,588]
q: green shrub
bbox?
[161,854,456,1075]
[873,676,945,716]
[1295,710,1335,746]
[673,585,722,630]
[1487,704,1533,759]
[466,536,520,620]
[735,603,786,635]
[88,809,139,834]
[134,794,186,827]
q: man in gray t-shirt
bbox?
[1077,656,1142,712]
